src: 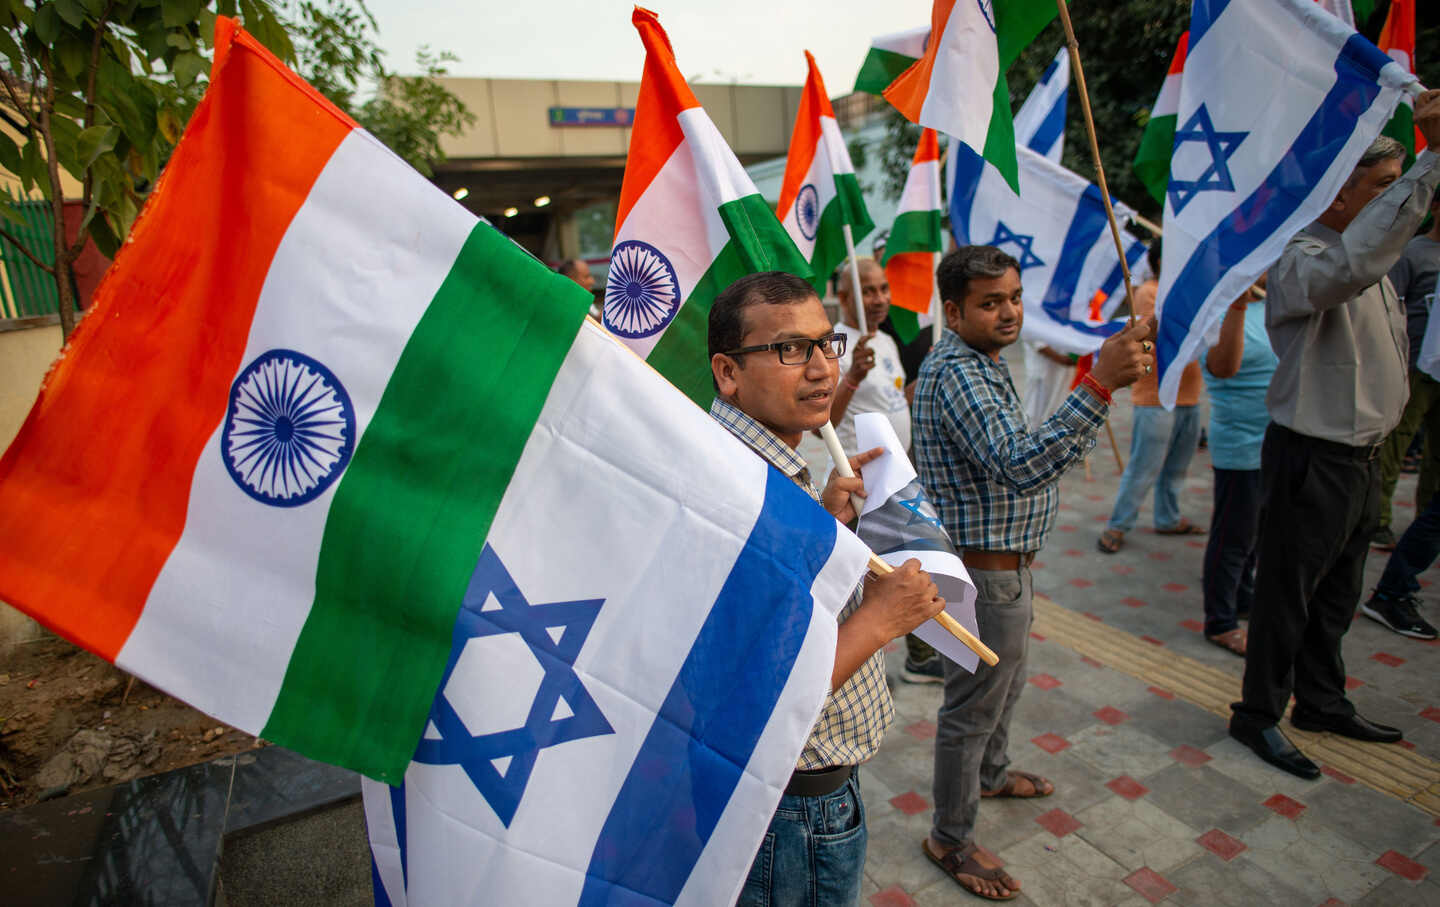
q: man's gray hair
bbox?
[1356,135,1407,170]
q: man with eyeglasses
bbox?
[708,270,946,907]
[914,246,1155,901]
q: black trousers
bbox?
[1202,468,1262,637]
[1233,424,1380,727]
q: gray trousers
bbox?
[931,566,1033,847]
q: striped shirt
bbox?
[710,398,893,769]
[912,330,1107,553]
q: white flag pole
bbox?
[841,224,869,335]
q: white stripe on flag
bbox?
[919,2,999,149]
[116,131,477,732]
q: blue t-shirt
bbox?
[1203,302,1277,470]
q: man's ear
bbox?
[944,299,962,332]
[712,353,741,398]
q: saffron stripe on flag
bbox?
[0,22,355,661]
[579,467,834,905]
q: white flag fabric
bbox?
[363,321,871,906]
[853,413,981,673]
[950,144,1145,355]
[1153,0,1418,407]
[1012,46,1069,163]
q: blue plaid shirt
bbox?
[912,330,1107,553]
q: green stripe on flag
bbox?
[648,193,812,408]
[888,305,921,345]
[805,174,874,296]
[883,209,942,259]
[833,172,875,243]
[985,0,1057,192]
[1134,113,1177,206]
[1382,102,1416,169]
[261,222,592,782]
[855,47,917,95]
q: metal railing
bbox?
[0,200,60,320]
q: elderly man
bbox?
[1229,91,1440,780]
[913,246,1154,900]
[707,270,945,907]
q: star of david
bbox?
[898,493,945,531]
[988,222,1045,271]
[1167,104,1248,214]
[412,543,612,827]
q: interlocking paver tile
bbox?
[1371,652,1406,667]
[1421,706,1440,723]
[1063,723,1176,779]
[889,791,929,817]
[1179,619,1204,632]
[1028,673,1062,690]
[1263,794,1306,819]
[1106,776,1150,800]
[1170,744,1212,767]
[1123,596,1148,607]
[1095,706,1129,725]
[1303,781,1440,855]
[1165,850,1313,906]
[1320,765,1355,784]
[1196,828,1246,861]
[1036,807,1082,838]
[1122,867,1177,903]
[868,885,917,907]
[903,721,936,741]
[1032,733,1070,754]
[1148,686,1175,699]
[1144,764,1271,835]
[1376,849,1429,881]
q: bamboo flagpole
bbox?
[841,225,869,335]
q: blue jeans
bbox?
[1107,405,1201,532]
[737,772,867,907]
[1377,490,1440,598]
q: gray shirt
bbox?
[1388,234,1440,368]
[1265,150,1440,446]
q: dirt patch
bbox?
[0,636,260,811]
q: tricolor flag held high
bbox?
[1133,32,1188,206]
[882,129,944,343]
[1378,0,1425,161]
[951,144,1145,355]
[606,7,810,406]
[1011,46,1070,163]
[853,25,928,96]
[0,40,869,893]
[883,0,1055,191]
[777,51,874,296]
[1154,0,1418,408]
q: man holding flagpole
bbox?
[914,245,1155,900]
[1231,95,1440,779]
[708,271,947,906]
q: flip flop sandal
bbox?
[922,840,1020,901]
[1097,529,1125,554]
[981,770,1054,799]
[1156,520,1206,536]
[1206,628,1247,656]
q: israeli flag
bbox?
[1012,47,1070,163]
[1154,0,1418,407]
[950,143,1146,355]
[362,323,872,906]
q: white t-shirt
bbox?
[834,322,911,454]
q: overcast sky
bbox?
[364,1,935,88]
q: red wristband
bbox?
[1081,373,1112,405]
[844,375,862,390]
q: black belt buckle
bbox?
[1366,442,1382,461]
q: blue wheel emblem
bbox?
[221,349,355,507]
[796,183,821,242]
[975,0,996,32]
[604,240,682,339]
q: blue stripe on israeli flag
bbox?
[1012,47,1069,164]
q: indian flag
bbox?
[882,129,943,344]
[853,26,928,95]
[777,51,874,296]
[605,7,810,406]
[1378,0,1425,162]
[882,0,1055,192]
[1133,31,1188,206]
[0,15,867,802]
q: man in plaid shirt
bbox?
[914,246,1154,900]
[707,271,946,907]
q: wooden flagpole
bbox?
[1054,0,1138,328]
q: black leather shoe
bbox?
[1228,719,1320,779]
[1290,711,1403,743]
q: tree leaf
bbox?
[79,0,104,17]
[74,123,117,169]
[49,113,82,180]
[54,28,87,78]
[160,0,201,28]
[54,0,85,28]
[88,209,119,257]
[32,3,62,44]
[0,130,24,177]
[170,49,203,89]
[156,107,182,144]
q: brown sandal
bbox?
[1206,627,1247,656]
[1097,529,1125,554]
[922,839,1020,901]
[1156,519,1206,536]
[981,769,1054,799]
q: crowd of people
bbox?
[556,92,1440,905]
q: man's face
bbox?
[944,268,1023,358]
[1327,158,1404,232]
[712,297,839,444]
[572,260,596,292]
[838,260,891,331]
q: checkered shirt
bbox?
[710,398,893,769]
[911,330,1107,553]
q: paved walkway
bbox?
[800,351,1439,906]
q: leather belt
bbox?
[785,764,854,798]
[961,550,1035,571]
[1273,423,1382,462]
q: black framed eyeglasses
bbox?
[723,332,847,366]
